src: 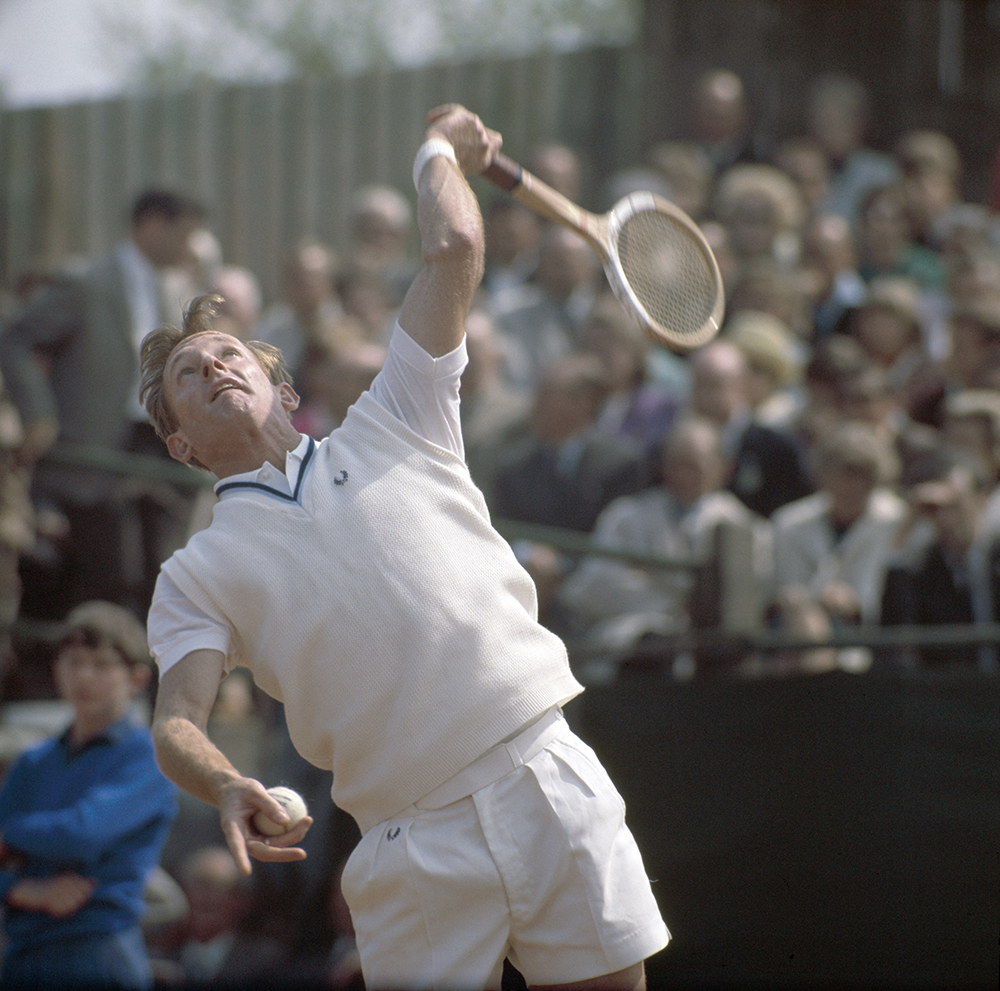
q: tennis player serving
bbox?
[143,104,669,991]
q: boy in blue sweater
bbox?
[0,601,177,989]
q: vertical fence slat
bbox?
[0,49,639,302]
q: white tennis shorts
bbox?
[340,710,670,989]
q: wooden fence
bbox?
[0,47,643,306]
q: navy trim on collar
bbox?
[215,436,316,503]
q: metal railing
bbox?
[7,441,996,671]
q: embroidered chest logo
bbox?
[387,826,401,841]
[334,470,349,486]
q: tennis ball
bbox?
[253,786,308,837]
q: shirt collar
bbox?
[59,713,134,760]
[214,433,313,499]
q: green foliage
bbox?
[99,0,639,89]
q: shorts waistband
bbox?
[387,706,565,826]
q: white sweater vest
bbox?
[162,392,582,831]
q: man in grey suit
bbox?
[0,189,205,620]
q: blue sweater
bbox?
[0,715,177,948]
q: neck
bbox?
[206,421,302,480]
[69,715,120,749]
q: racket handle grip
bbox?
[480,153,522,192]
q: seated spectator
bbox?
[557,416,772,678]
[844,275,938,419]
[491,352,649,535]
[894,129,964,251]
[347,183,418,306]
[459,308,531,505]
[480,197,542,306]
[725,258,812,342]
[579,292,683,459]
[772,136,832,218]
[945,297,1000,391]
[880,447,1000,671]
[806,73,899,224]
[491,353,650,628]
[834,360,910,450]
[856,183,947,292]
[937,206,1000,280]
[149,845,285,986]
[795,334,871,450]
[208,264,263,340]
[797,212,868,340]
[159,225,224,327]
[492,226,603,396]
[687,339,814,518]
[724,309,803,431]
[912,295,1000,428]
[713,162,807,273]
[527,141,584,204]
[645,140,714,221]
[685,69,766,178]
[293,334,386,439]
[771,421,906,627]
[942,389,1000,538]
[253,240,346,388]
[336,262,399,345]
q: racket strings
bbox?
[615,211,719,340]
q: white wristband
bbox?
[413,138,458,191]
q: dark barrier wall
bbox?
[571,669,999,990]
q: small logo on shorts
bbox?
[387,826,401,841]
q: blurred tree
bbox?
[101,0,639,87]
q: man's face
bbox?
[162,332,297,466]
[139,212,202,268]
[691,360,744,426]
[821,463,874,527]
[663,434,726,505]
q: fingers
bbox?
[246,815,314,864]
[222,792,315,875]
[427,103,462,124]
[222,817,254,876]
[424,105,502,174]
[246,838,308,864]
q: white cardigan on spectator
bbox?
[558,486,773,655]
[771,487,907,623]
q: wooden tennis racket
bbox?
[481,152,724,352]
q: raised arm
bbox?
[152,650,312,875]
[397,104,502,357]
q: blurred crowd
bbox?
[2,67,1000,985]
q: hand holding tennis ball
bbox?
[252,786,308,837]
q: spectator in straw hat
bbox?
[725,309,803,431]
[0,600,177,990]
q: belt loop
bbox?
[504,740,524,770]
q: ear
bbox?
[166,430,195,464]
[279,382,301,413]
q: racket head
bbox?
[605,192,724,352]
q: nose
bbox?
[200,351,229,378]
